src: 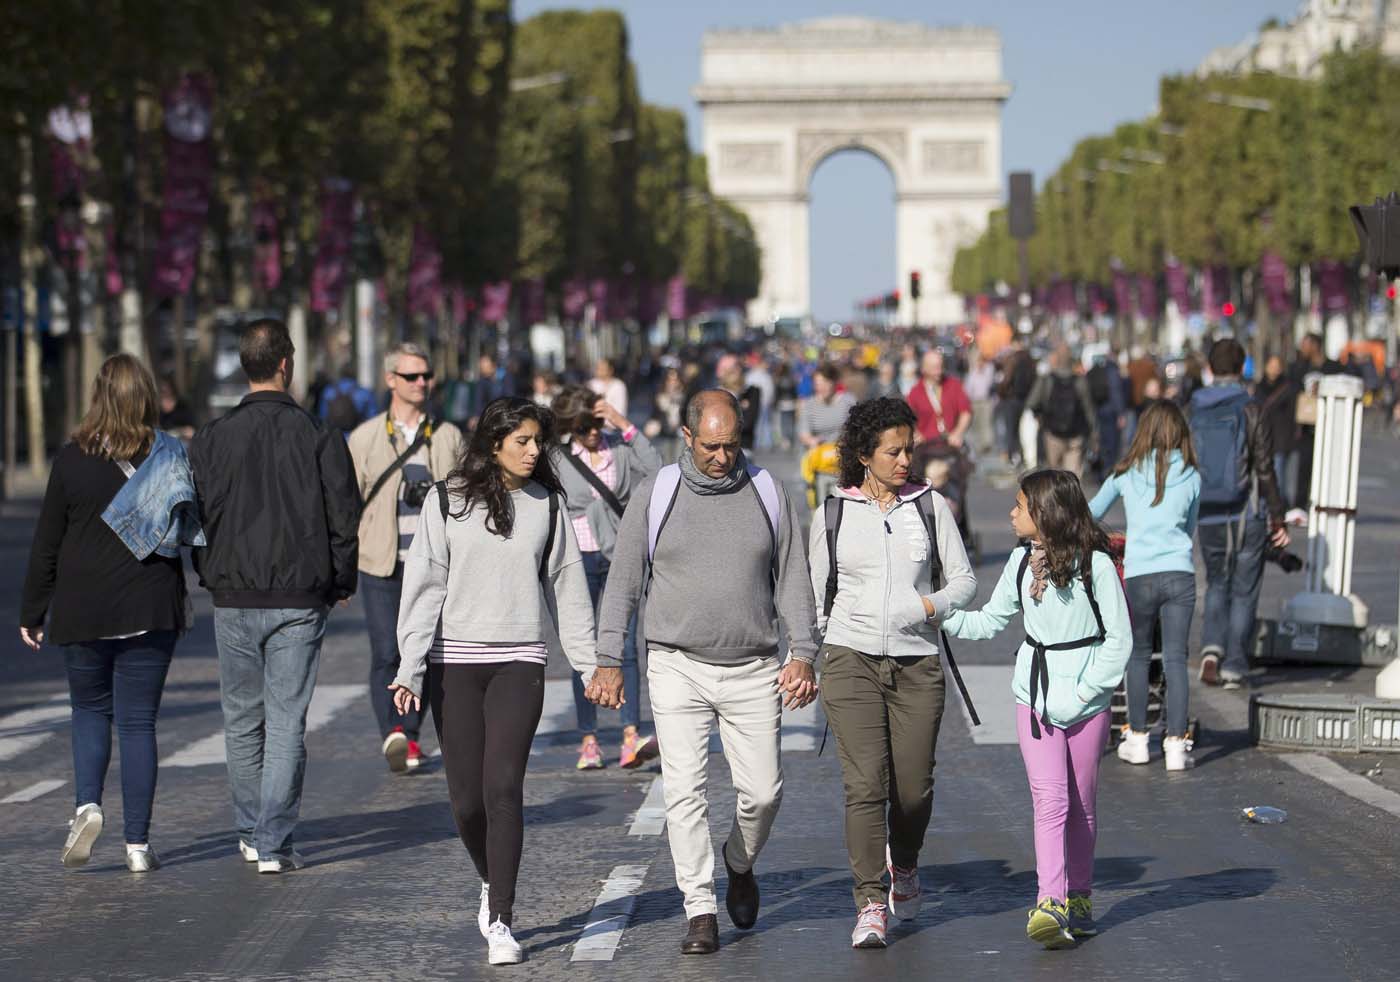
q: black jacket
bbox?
[190,391,361,608]
[1254,376,1299,455]
[1189,386,1288,527]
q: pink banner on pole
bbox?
[589,278,609,317]
[309,178,354,313]
[151,76,214,298]
[1201,265,1230,316]
[1165,258,1190,312]
[105,224,122,296]
[406,224,443,317]
[1112,268,1133,318]
[253,197,281,294]
[1260,251,1290,316]
[481,281,512,322]
[521,279,546,325]
[563,278,588,319]
[666,275,687,320]
[1135,274,1158,318]
[638,282,663,323]
[1318,260,1349,313]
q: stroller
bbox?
[912,441,981,565]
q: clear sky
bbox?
[515,0,1297,321]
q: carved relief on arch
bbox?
[719,141,783,175]
[796,129,908,187]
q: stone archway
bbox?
[695,17,1010,327]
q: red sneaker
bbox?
[406,740,424,770]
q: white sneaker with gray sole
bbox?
[257,851,305,874]
[61,803,104,868]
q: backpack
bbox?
[325,381,365,432]
[646,463,779,570]
[1041,376,1088,438]
[1086,363,1111,406]
[822,491,980,726]
[1190,392,1251,510]
[435,481,559,582]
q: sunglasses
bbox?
[394,371,434,382]
[580,417,605,432]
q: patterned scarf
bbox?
[1027,541,1050,603]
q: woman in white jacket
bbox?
[391,397,613,966]
[808,397,977,950]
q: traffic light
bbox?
[909,270,922,300]
[884,292,899,311]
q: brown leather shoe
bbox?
[723,844,760,929]
[680,914,719,954]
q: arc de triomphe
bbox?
[695,17,1010,327]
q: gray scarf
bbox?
[678,447,749,495]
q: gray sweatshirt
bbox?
[596,471,820,666]
[808,483,977,658]
[394,481,597,696]
[549,429,663,560]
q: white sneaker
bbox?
[238,840,259,863]
[1116,728,1150,765]
[1164,736,1195,771]
[257,851,305,874]
[885,844,922,920]
[478,883,491,938]
[62,803,103,868]
[486,919,523,965]
[126,844,160,872]
[383,730,409,773]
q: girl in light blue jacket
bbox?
[944,469,1131,949]
[1089,400,1200,771]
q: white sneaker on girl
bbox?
[487,919,523,965]
[1116,728,1149,765]
[478,883,490,938]
[1163,736,1195,771]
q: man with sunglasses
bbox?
[348,343,464,773]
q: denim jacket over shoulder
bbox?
[102,430,206,559]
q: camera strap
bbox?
[364,420,433,509]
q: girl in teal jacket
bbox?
[944,469,1132,949]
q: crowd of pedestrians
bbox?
[18,314,1333,965]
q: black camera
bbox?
[1266,544,1303,573]
[403,479,433,509]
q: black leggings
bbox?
[428,660,545,925]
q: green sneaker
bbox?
[1066,893,1098,937]
[1026,898,1076,949]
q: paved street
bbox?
[5,431,1400,981]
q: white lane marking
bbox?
[1279,752,1400,820]
[956,666,1018,744]
[161,684,367,768]
[628,777,666,836]
[2,778,67,803]
[571,864,648,962]
[0,697,71,762]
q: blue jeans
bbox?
[572,551,641,733]
[1197,518,1268,678]
[362,565,430,741]
[63,632,176,843]
[214,607,327,858]
[1123,573,1196,736]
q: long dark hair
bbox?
[837,397,920,488]
[1020,469,1109,589]
[1112,400,1197,506]
[445,397,561,537]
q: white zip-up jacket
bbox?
[807,483,977,659]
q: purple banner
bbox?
[1112,268,1133,319]
[1318,261,1349,313]
[563,278,589,320]
[1260,251,1290,316]
[666,275,687,320]
[407,224,443,317]
[253,197,281,295]
[1165,258,1190,312]
[1135,274,1158,318]
[105,224,122,296]
[1085,282,1106,314]
[151,76,213,297]
[589,278,609,318]
[309,179,354,313]
[519,279,546,325]
[481,281,512,322]
[47,104,89,273]
[1201,265,1230,317]
[638,282,663,323]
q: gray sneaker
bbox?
[126,845,160,872]
[61,803,103,868]
[257,851,305,874]
[1067,893,1098,937]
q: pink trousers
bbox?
[1015,704,1111,903]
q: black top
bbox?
[1254,376,1299,454]
[21,442,186,645]
[189,390,361,609]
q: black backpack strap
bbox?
[561,446,626,518]
[1017,545,1031,608]
[822,496,845,619]
[539,491,560,582]
[436,481,450,522]
[1083,552,1107,642]
[915,492,942,593]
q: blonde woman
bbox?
[21,354,202,872]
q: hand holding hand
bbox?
[775,659,818,711]
[585,666,625,709]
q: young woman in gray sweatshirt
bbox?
[390,398,603,967]
[807,398,977,950]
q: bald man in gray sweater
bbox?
[596,390,820,955]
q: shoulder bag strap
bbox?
[364,426,429,509]
[562,447,626,518]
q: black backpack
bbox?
[325,382,364,432]
[1041,376,1088,438]
[1086,363,1111,406]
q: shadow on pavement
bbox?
[1093,866,1277,934]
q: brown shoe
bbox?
[1198,650,1221,686]
[723,844,760,929]
[680,914,719,954]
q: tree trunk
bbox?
[18,127,46,475]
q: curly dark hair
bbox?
[550,384,600,440]
[1019,469,1110,589]
[837,397,921,488]
[445,397,562,538]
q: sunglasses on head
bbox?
[394,371,434,382]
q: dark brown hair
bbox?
[1112,401,1198,506]
[73,354,158,460]
[1020,469,1109,589]
[445,398,561,538]
[837,397,919,488]
[550,385,600,440]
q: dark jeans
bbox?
[430,659,545,925]
[572,551,641,733]
[1197,518,1268,678]
[362,564,430,742]
[1123,573,1196,736]
[999,398,1026,460]
[214,606,327,858]
[63,632,177,843]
